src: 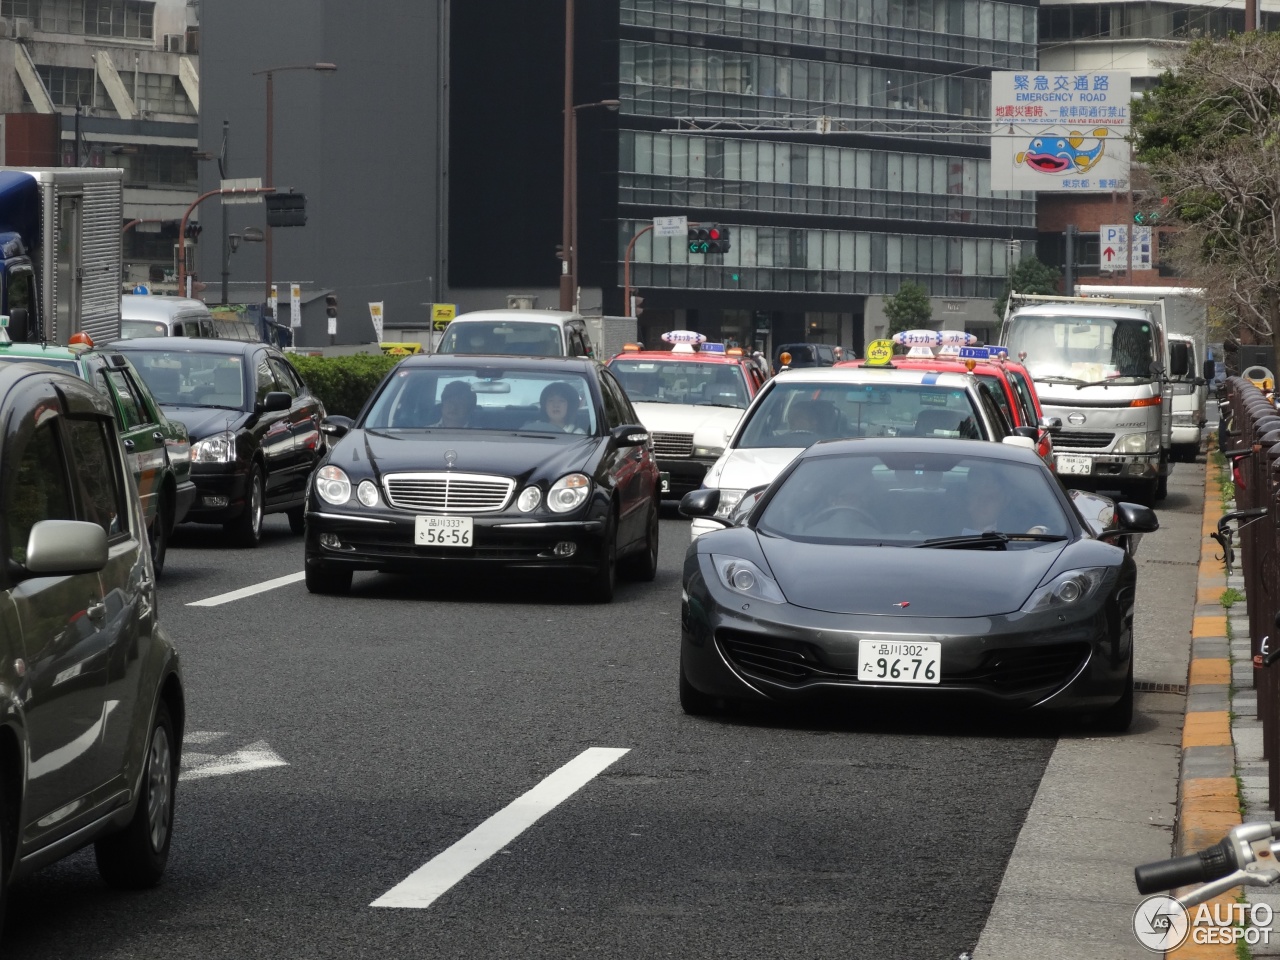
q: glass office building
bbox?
[613,0,1040,350]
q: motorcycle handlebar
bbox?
[1135,838,1238,894]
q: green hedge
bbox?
[288,353,404,418]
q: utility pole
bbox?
[219,119,230,305]
[1064,224,1076,294]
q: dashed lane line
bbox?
[371,747,630,910]
[187,571,306,607]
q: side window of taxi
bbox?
[104,368,148,430]
[4,418,75,566]
[1008,372,1040,426]
[62,418,130,540]
[977,383,1012,437]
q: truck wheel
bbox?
[1156,473,1168,501]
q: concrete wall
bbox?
[197,0,446,347]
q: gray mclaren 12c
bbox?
[677,438,1159,730]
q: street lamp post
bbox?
[559,0,575,311]
[569,100,621,313]
[252,62,337,307]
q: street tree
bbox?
[883,280,932,336]
[993,255,1060,319]
[1131,32,1280,355]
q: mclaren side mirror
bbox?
[679,488,722,520]
[1116,501,1160,533]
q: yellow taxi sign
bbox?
[865,338,895,366]
[380,342,423,356]
[431,303,456,322]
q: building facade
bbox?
[0,0,200,289]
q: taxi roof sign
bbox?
[700,342,726,354]
[865,338,894,367]
[958,346,990,360]
[662,329,705,355]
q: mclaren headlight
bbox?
[1021,566,1112,613]
[712,555,785,604]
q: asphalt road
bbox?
[5,508,1064,960]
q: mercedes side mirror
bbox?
[611,424,649,448]
[320,415,354,439]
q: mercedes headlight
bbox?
[316,465,352,505]
[712,555,785,604]
[548,473,590,513]
[714,488,746,518]
[356,480,380,507]
[1021,567,1112,613]
[191,431,236,463]
[1115,432,1159,454]
[517,486,542,512]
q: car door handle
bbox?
[153,431,165,441]
[86,601,107,622]
[123,439,135,451]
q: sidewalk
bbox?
[974,456,1209,959]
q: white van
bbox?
[437,309,595,358]
[119,295,216,340]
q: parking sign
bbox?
[1099,224,1129,272]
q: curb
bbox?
[1167,453,1240,959]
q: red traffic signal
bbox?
[687,223,732,255]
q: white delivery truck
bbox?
[1076,285,1210,462]
[0,167,124,345]
[1000,292,1190,506]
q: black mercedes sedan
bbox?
[678,438,1158,730]
[113,337,326,546]
[304,355,661,602]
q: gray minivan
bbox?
[119,295,216,340]
[437,309,595,357]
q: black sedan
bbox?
[113,337,326,546]
[304,355,661,602]
[678,438,1157,730]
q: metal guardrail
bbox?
[1217,377,1280,809]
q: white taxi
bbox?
[690,364,1017,537]
[608,332,765,498]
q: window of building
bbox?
[38,0,155,39]
[136,72,194,116]
[1,0,34,17]
[105,144,198,186]
[33,65,102,108]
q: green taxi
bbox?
[0,332,195,574]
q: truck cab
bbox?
[1168,332,1208,462]
[1001,295,1173,506]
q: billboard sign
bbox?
[991,71,1131,193]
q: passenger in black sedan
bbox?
[524,381,586,434]
[432,379,478,428]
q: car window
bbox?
[976,374,1016,425]
[121,319,168,339]
[438,321,564,356]
[122,350,247,409]
[737,381,984,448]
[600,370,638,425]
[976,382,1012,436]
[598,372,627,428]
[1007,371,1040,425]
[62,418,129,540]
[3,418,75,565]
[8,266,34,321]
[757,451,1069,545]
[610,359,750,409]
[200,319,215,337]
[104,368,147,429]
[255,354,276,403]
[275,356,306,395]
[267,357,298,398]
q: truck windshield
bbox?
[1007,317,1155,384]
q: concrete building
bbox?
[1033,1,1280,286]
[0,0,200,289]
[195,0,446,346]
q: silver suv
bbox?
[0,362,184,927]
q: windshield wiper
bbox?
[1075,376,1149,389]
[698,402,746,409]
[913,531,1068,549]
[1034,375,1086,385]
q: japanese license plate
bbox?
[1056,454,1092,476]
[414,515,474,547]
[660,472,671,494]
[857,639,942,685]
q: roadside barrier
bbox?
[1216,376,1280,811]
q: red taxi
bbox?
[609,333,766,497]
[842,345,1056,466]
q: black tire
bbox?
[95,700,176,889]
[287,506,306,535]
[1156,472,1169,501]
[679,660,718,716]
[1095,661,1135,733]
[0,777,8,934]
[148,490,171,578]
[1127,479,1157,508]
[587,513,618,604]
[306,561,353,595]
[226,464,265,547]
[620,502,659,582]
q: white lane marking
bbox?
[187,572,306,607]
[181,739,288,781]
[371,746,630,910]
[183,731,229,746]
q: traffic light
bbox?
[184,221,202,241]
[325,293,338,320]
[265,190,307,227]
[1134,210,1160,226]
[631,294,645,318]
[688,224,731,254]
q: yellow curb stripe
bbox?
[1192,616,1227,638]
[1188,659,1231,685]
[1182,712,1232,748]
[1197,587,1225,605]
